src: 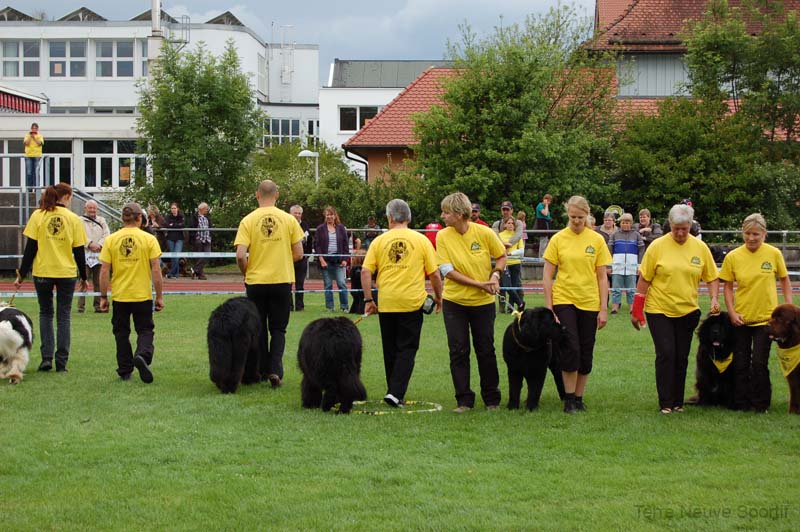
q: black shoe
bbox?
[563,398,578,414]
[56,366,68,373]
[575,399,586,412]
[38,360,53,372]
[119,373,132,381]
[133,355,153,384]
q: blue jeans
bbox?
[25,157,41,188]
[34,276,77,368]
[611,274,637,305]
[166,239,183,277]
[321,263,348,310]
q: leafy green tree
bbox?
[136,40,263,213]
[413,4,621,223]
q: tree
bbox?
[413,4,621,222]
[136,40,263,212]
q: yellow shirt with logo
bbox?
[543,227,612,311]
[234,206,304,285]
[99,227,161,302]
[24,133,44,157]
[639,234,718,317]
[23,206,87,278]
[437,222,506,307]
[719,243,788,326]
[362,228,438,313]
[499,229,523,266]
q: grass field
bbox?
[1,293,798,531]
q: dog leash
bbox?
[352,314,368,326]
[5,269,21,308]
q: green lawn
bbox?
[1,294,798,531]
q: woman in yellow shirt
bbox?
[720,213,792,412]
[543,195,612,414]
[15,183,88,372]
[632,203,719,414]
[437,192,507,413]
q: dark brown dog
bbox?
[766,303,800,414]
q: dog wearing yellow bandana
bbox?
[692,311,737,409]
[767,304,800,414]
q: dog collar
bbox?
[777,344,800,377]
[510,310,535,352]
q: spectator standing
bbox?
[720,213,792,412]
[596,211,617,244]
[634,208,663,249]
[98,203,164,383]
[164,202,185,279]
[235,180,304,387]
[469,203,490,226]
[517,210,528,246]
[361,199,443,408]
[189,202,212,280]
[632,203,719,414]
[314,206,350,312]
[534,194,552,257]
[78,199,110,313]
[543,195,611,413]
[289,205,312,312]
[23,122,44,188]
[491,200,524,248]
[608,213,644,314]
[438,192,507,412]
[499,217,525,312]
[362,215,381,250]
[15,183,88,372]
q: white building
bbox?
[0,5,319,192]
[318,59,451,175]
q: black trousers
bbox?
[192,240,211,277]
[291,257,308,311]
[246,283,291,379]
[378,310,424,400]
[112,300,155,377]
[732,325,772,410]
[442,300,500,408]
[553,304,598,374]
[647,310,701,409]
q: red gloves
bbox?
[631,293,646,329]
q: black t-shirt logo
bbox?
[388,240,408,264]
[120,236,136,257]
[261,216,277,237]
[47,216,64,236]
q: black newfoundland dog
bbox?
[692,311,736,408]
[207,297,262,394]
[502,307,566,410]
[297,317,367,413]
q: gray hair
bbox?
[84,199,97,209]
[198,202,209,211]
[386,198,411,223]
[290,205,303,214]
[668,204,694,225]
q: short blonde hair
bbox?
[742,213,767,233]
[564,195,590,215]
[440,192,472,220]
[639,208,651,217]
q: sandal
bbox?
[673,406,684,413]
[660,407,672,415]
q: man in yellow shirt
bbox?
[98,203,164,383]
[23,122,44,188]
[361,199,443,407]
[234,180,304,387]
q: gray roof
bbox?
[329,59,453,88]
[0,6,34,21]
[58,7,107,22]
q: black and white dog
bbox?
[0,306,34,385]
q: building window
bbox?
[83,139,139,188]
[257,54,267,95]
[264,118,302,146]
[49,40,86,78]
[96,40,134,78]
[1,40,40,78]
[339,106,380,131]
[140,39,148,77]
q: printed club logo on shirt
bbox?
[585,245,596,255]
[388,240,409,264]
[691,256,701,266]
[470,241,481,253]
[260,215,277,237]
[761,261,773,272]
[47,216,65,237]
[119,236,136,258]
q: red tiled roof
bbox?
[596,0,635,30]
[343,68,458,149]
[591,0,800,52]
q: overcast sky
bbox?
[9,0,596,82]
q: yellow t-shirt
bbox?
[499,229,523,266]
[719,243,788,326]
[234,206,304,285]
[23,206,87,278]
[543,227,612,311]
[362,228,438,313]
[99,227,161,302]
[437,222,506,306]
[24,133,44,157]
[639,234,718,317]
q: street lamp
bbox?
[298,149,319,183]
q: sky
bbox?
[9,0,596,82]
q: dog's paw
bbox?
[8,374,22,385]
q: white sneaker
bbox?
[384,393,402,408]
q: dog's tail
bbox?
[340,373,367,402]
